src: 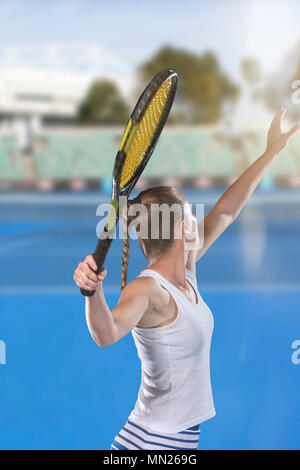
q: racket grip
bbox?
[80,287,96,297]
[80,236,114,297]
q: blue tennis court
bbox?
[1,189,300,449]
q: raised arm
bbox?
[195,108,299,261]
[74,255,152,346]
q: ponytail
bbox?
[121,219,130,290]
[120,196,140,290]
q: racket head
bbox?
[113,69,178,198]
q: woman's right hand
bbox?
[266,107,299,155]
[73,255,107,291]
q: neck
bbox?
[148,240,187,288]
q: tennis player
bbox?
[74,108,299,450]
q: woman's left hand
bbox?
[266,107,300,155]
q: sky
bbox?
[0,0,299,83]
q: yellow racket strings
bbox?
[120,78,172,188]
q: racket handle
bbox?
[80,287,96,297]
[80,236,114,297]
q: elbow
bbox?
[96,336,116,348]
[231,209,242,223]
[86,318,119,348]
[230,212,238,223]
[218,210,235,226]
[94,337,114,348]
[97,340,113,348]
[90,330,116,348]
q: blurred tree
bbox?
[78,80,129,125]
[241,57,263,101]
[241,58,262,85]
[138,46,239,124]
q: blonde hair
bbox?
[121,186,185,290]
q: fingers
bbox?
[73,255,107,290]
[271,107,286,128]
[73,271,98,290]
[85,255,97,271]
[98,269,107,282]
[80,260,98,282]
[280,107,287,118]
[274,107,285,121]
[74,262,98,288]
[286,124,300,139]
[271,108,286,129]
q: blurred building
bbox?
[0,44,131,151]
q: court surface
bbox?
[1,189,300,449]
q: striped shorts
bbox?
[110,418,200,450]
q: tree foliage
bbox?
[138,46,239,124]
[240,58,262,85]
[78,80,129,125]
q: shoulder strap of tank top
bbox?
[137,269,176,291]
[138,268,198,295]
[138,269,190,301]
[186,268,202,304]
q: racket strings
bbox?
[120,78,173,188]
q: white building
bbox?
[0,44,132,151]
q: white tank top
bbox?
[128,268,215,433]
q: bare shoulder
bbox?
[121,275,171,312]
[127,275,176,328]
[116,276,160,306]
[123,276,160,297]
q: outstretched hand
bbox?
[266,108,300,155]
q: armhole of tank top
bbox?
[185,268,200,304]
[185,268,197,289]
[135,272,181,331]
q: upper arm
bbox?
[186,207,233,270]
[110,277,154,342]
[197,207,233,260]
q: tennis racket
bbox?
[80,69,178,296]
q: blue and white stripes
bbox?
[111,419,200,450]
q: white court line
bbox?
[0,194,109,205]
[1,284,300,295]
[1,192,300,206]
[0,285,120,295]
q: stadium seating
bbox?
[34,130,121,179]
[34,128,239,179]
[1,128,300,182]
[0,134,22,179]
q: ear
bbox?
[183,218,192,237]
[174,219,185,240]
[183,219,193,242]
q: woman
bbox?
[74,108,299,450]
